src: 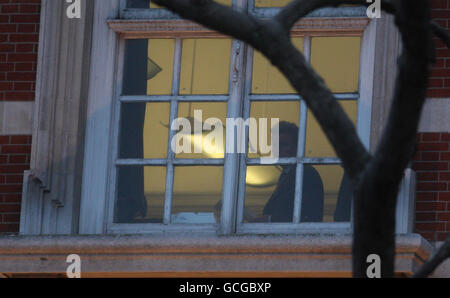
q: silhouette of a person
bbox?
[262,121,324,222]
[334,173,353,222]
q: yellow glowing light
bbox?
[246,166,281,187]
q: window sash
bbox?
[106,3,373,234]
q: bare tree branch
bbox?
[152,0,447,278]
[153,0,371,180]
[352,0,434,277]
[431,22,450,49]
[413,235,450,278]
[276,0,396,32]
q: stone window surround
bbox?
[10,0,431,277]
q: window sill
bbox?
[0,233,432,277]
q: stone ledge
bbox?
[0,233,433,277]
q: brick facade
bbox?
[0,135,31,234]
[0,0,39,234]
[428,0,450,97]
[413,133,450,242]
[0,0,40,102]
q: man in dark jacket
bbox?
[263,121,324,222]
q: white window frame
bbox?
[79,0,413,235]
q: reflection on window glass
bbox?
[172,166,224,224]
[311,37,361,93]
[305,100,357,157]
[248,101,300,158]
[123,39,174,95]
[180,39,231,95]
[175,102,228,159]
[304,165,352,223]
[115,166,166,223]
[252,38,303,94]
[120,102,170,159]
[254,0,293,7]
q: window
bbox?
[100,0,374,234]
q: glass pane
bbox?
[254,0,293,7]
[248,101,300,158]
[305,100,357,157]
[302,165,352,223]
[127,0,150,8]
[252,38,303,94]
[299,165,324,222]
[311,37,361,93]
[150,1,161,8]
[244,165,284,223]
[175,102,228,159]
[216,0,233,5]
[115,166,166,223]
[180,39,232,95]
[147,39,175,95]
[123,39,174,95]
[120,102,170,159]
[129,0,232,8]
[172,166,224,224]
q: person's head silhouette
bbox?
[277,121,299,158]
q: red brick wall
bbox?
[0,0,40,102]
[0,135,31,234]
[0,0,39,234]
[413,133,450,242]
[413,0,450,244]
[428,0,450,97]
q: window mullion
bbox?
[163,38,182,225]
[220,39,247,234]
[235,44,254,227]
[293,100,308,224]
[291,36,311,224]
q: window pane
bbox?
[248,101,300,158]
[305,100,357,157]
[147,39,175,95]
[254,0,293,7]
[180,39,232,95]
[299,165,324,222]
[123,39,175,95]
[128,0,233,8]
[126,0,150,8]
[244,164,345,224]
[150,1,161,8]
[175,102,228,159]
[311,37,361,93]
[172,166,224,224]
[252,38,303,94]
[302,165,352,223]
[115,166,166,223]
[119,102,170,159]
[244,165,283,223]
